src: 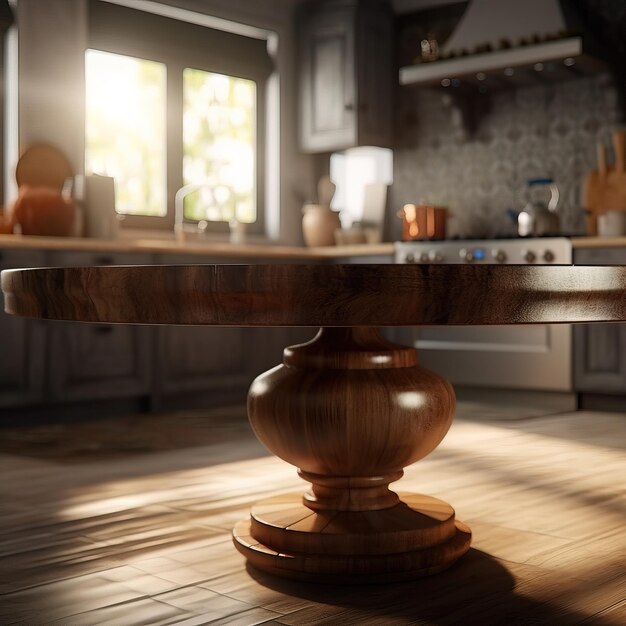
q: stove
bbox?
[393,236,574,399]
[395,237,572,265]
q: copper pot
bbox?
[398,204,448,241]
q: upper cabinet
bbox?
[298,0,394,154]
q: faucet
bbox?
[174,183,211,242]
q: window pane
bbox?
[183,68,256,223]
[85,50,167,217]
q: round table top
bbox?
[2,264,626,326]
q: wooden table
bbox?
[2,264,626,584]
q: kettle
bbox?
[517,178,560,237]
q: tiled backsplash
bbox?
[390,74,622,239]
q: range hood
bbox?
[399,0,607,88]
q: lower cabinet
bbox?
[45,251,153,402]
[0,249,47,407]
[5,243,623,410]
[0,247,323,414]
[156,325,250,396]
[151,255,313,407]
[574,323,626,393]
[48,322,152,402]
[574,247,626,394]
[155,324,314,408]
[153,254,255,404]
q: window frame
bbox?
[86,0,270,233]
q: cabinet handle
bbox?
[95,256,114,265]
[94,325,114,334]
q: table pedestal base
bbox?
[232,327,471,583]
[233,492,471,583]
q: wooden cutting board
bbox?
[15,143,73,191]
[583,130,626,235]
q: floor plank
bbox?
[0,405,624,625]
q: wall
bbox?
[390,74,622,239]
[13,0,87,198]
[13,0,311,244]
[390,0,626,241]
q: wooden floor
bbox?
[0,405,624,625]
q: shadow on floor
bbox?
[247,548,611,624]
[0,405,262,464]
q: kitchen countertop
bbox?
[570,236,626,249]
[0,234,394,259]
[0,234,624,258]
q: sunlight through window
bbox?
[85,49,167,217]
[183,69,256,223]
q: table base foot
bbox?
[232,492,471,583]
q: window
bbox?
[86,0,272,231]
[85,50,167,217]
[182,69,256,223]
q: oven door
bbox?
[411,324,572,391]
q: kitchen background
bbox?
[2,4,625,620]
[391,73,620,239]
[390,0,626,240]
[0,0,625,422]
[5,0,626,243]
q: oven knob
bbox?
[419,252,430,263]
[492,249,507,263]
[522,249,536,263]
[428,250,444,263]
[543,250,555,263]
[459,248,474,262]
[405,253,415,263]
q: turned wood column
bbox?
[233,327,471,583]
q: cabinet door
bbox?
[299,3,357,152]
[0,249,47,407]
[299,0,393,153]
[574,247,626,393]
[574,247,626,265]
[356,0,394,146]
[154,256,320,399]
[154,255,252,398]
[46,251,153,401]
[574,324,626,392]
[157,325,251,395]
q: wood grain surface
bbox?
[233,515,472,584]
[236,327,465,582]
[3,264,626,326]
[248,328,454,489]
